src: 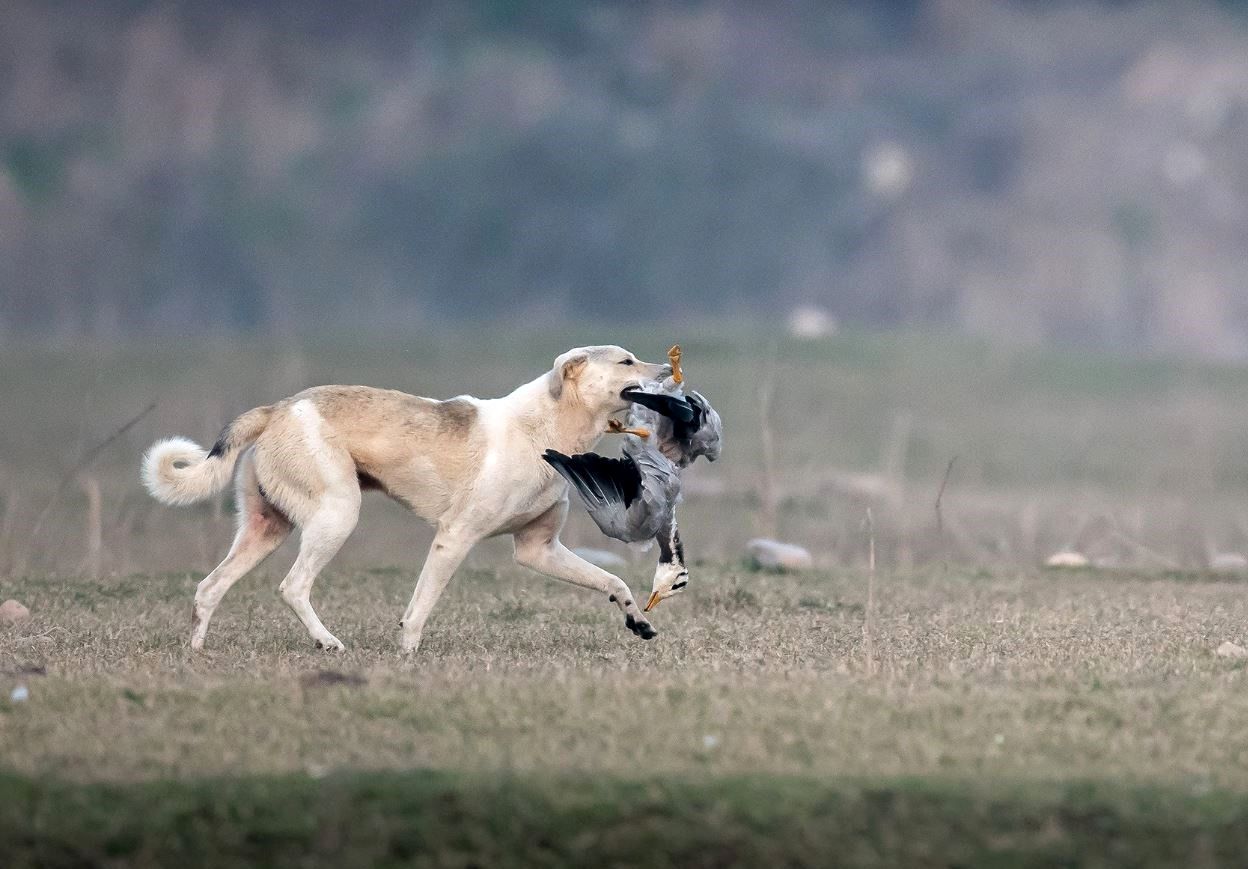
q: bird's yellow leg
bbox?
[605,419,650,439]
[668,344,683,384]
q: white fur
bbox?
[278,399,358,650]
[141,437,232,506]
[149,345,673,653]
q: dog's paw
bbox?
[624,614,658,640]
[313,635,346,652]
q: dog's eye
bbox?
[618,359,634,366]
[672,581,687,590]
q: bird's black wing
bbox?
[620,388,696,423]
[542,449,642,509]
[684,392,708,429]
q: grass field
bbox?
[5,562,1248,863]
[5,330,1248,863]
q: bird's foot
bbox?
[605,419,650,439]
[667,344,683,384]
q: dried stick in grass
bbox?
[880,410,913,506]
[0,484,21,574]
[864,507,876,676]
[934,455,957,534]
[113,501,146,576]
[940,509,999,565]
[1107,526,1181,570]
[81,475,103,580]
[756,348,779,539]
[30,401,157,542]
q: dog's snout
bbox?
[658,363,673,375]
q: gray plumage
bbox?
[543,438,680,544]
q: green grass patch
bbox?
[3,770,1247,868]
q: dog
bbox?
[141,346,672,652]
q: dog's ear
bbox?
[548,351,589,400]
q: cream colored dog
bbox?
[142,346,671,652]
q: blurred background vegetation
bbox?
[3,0,1248,356]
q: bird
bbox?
[543,345,721,612]
[618,388,722,467]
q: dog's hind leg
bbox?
[265,397,363,651]
[191,452,291,650]
[277,491,359,651]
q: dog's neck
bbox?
[505,377,609,455]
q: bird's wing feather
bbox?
[542,450,642,540]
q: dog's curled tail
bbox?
[141,405,274,506]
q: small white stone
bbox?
[571,548,628,569]
[1216,641,1248,659]
[786,305,839,340]
[702,734,720,750]
[863,142,914,199]
[10,684,29,703]
[0,600,30,623]
[747,539,813,571]
[1044,551,1090,569]
[1210,553,1248,573]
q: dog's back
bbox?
[145,384,488,525]
[277,385,486,520]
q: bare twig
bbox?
[941,509,999,564]
[880,410,913,505]
[864,507,876,676]
[30,401,156,541]
[81,476,103,579]
[0,484,20,572]
[1108,528,1181,570]
[934,455,958,533]
[756,345,779,539]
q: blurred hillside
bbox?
[3,1,1248,355]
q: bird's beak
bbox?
[644,591,662,612]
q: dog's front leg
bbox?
[400,528,478,653]
[513,502,657,641]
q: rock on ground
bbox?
[747,538,813,571]
[1216,641,1248,659]
[1210,553,1248,573]
[1044,551,1090,569]
[0,599,30,623]
[787,305,838,339]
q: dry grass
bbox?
[3,561,1248,789]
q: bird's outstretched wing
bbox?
[620,388,696,424]
[543,449,641,509]
[543,449,644,540]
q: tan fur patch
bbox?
[246,386,485,522]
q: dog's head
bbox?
[547,345,670,412]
